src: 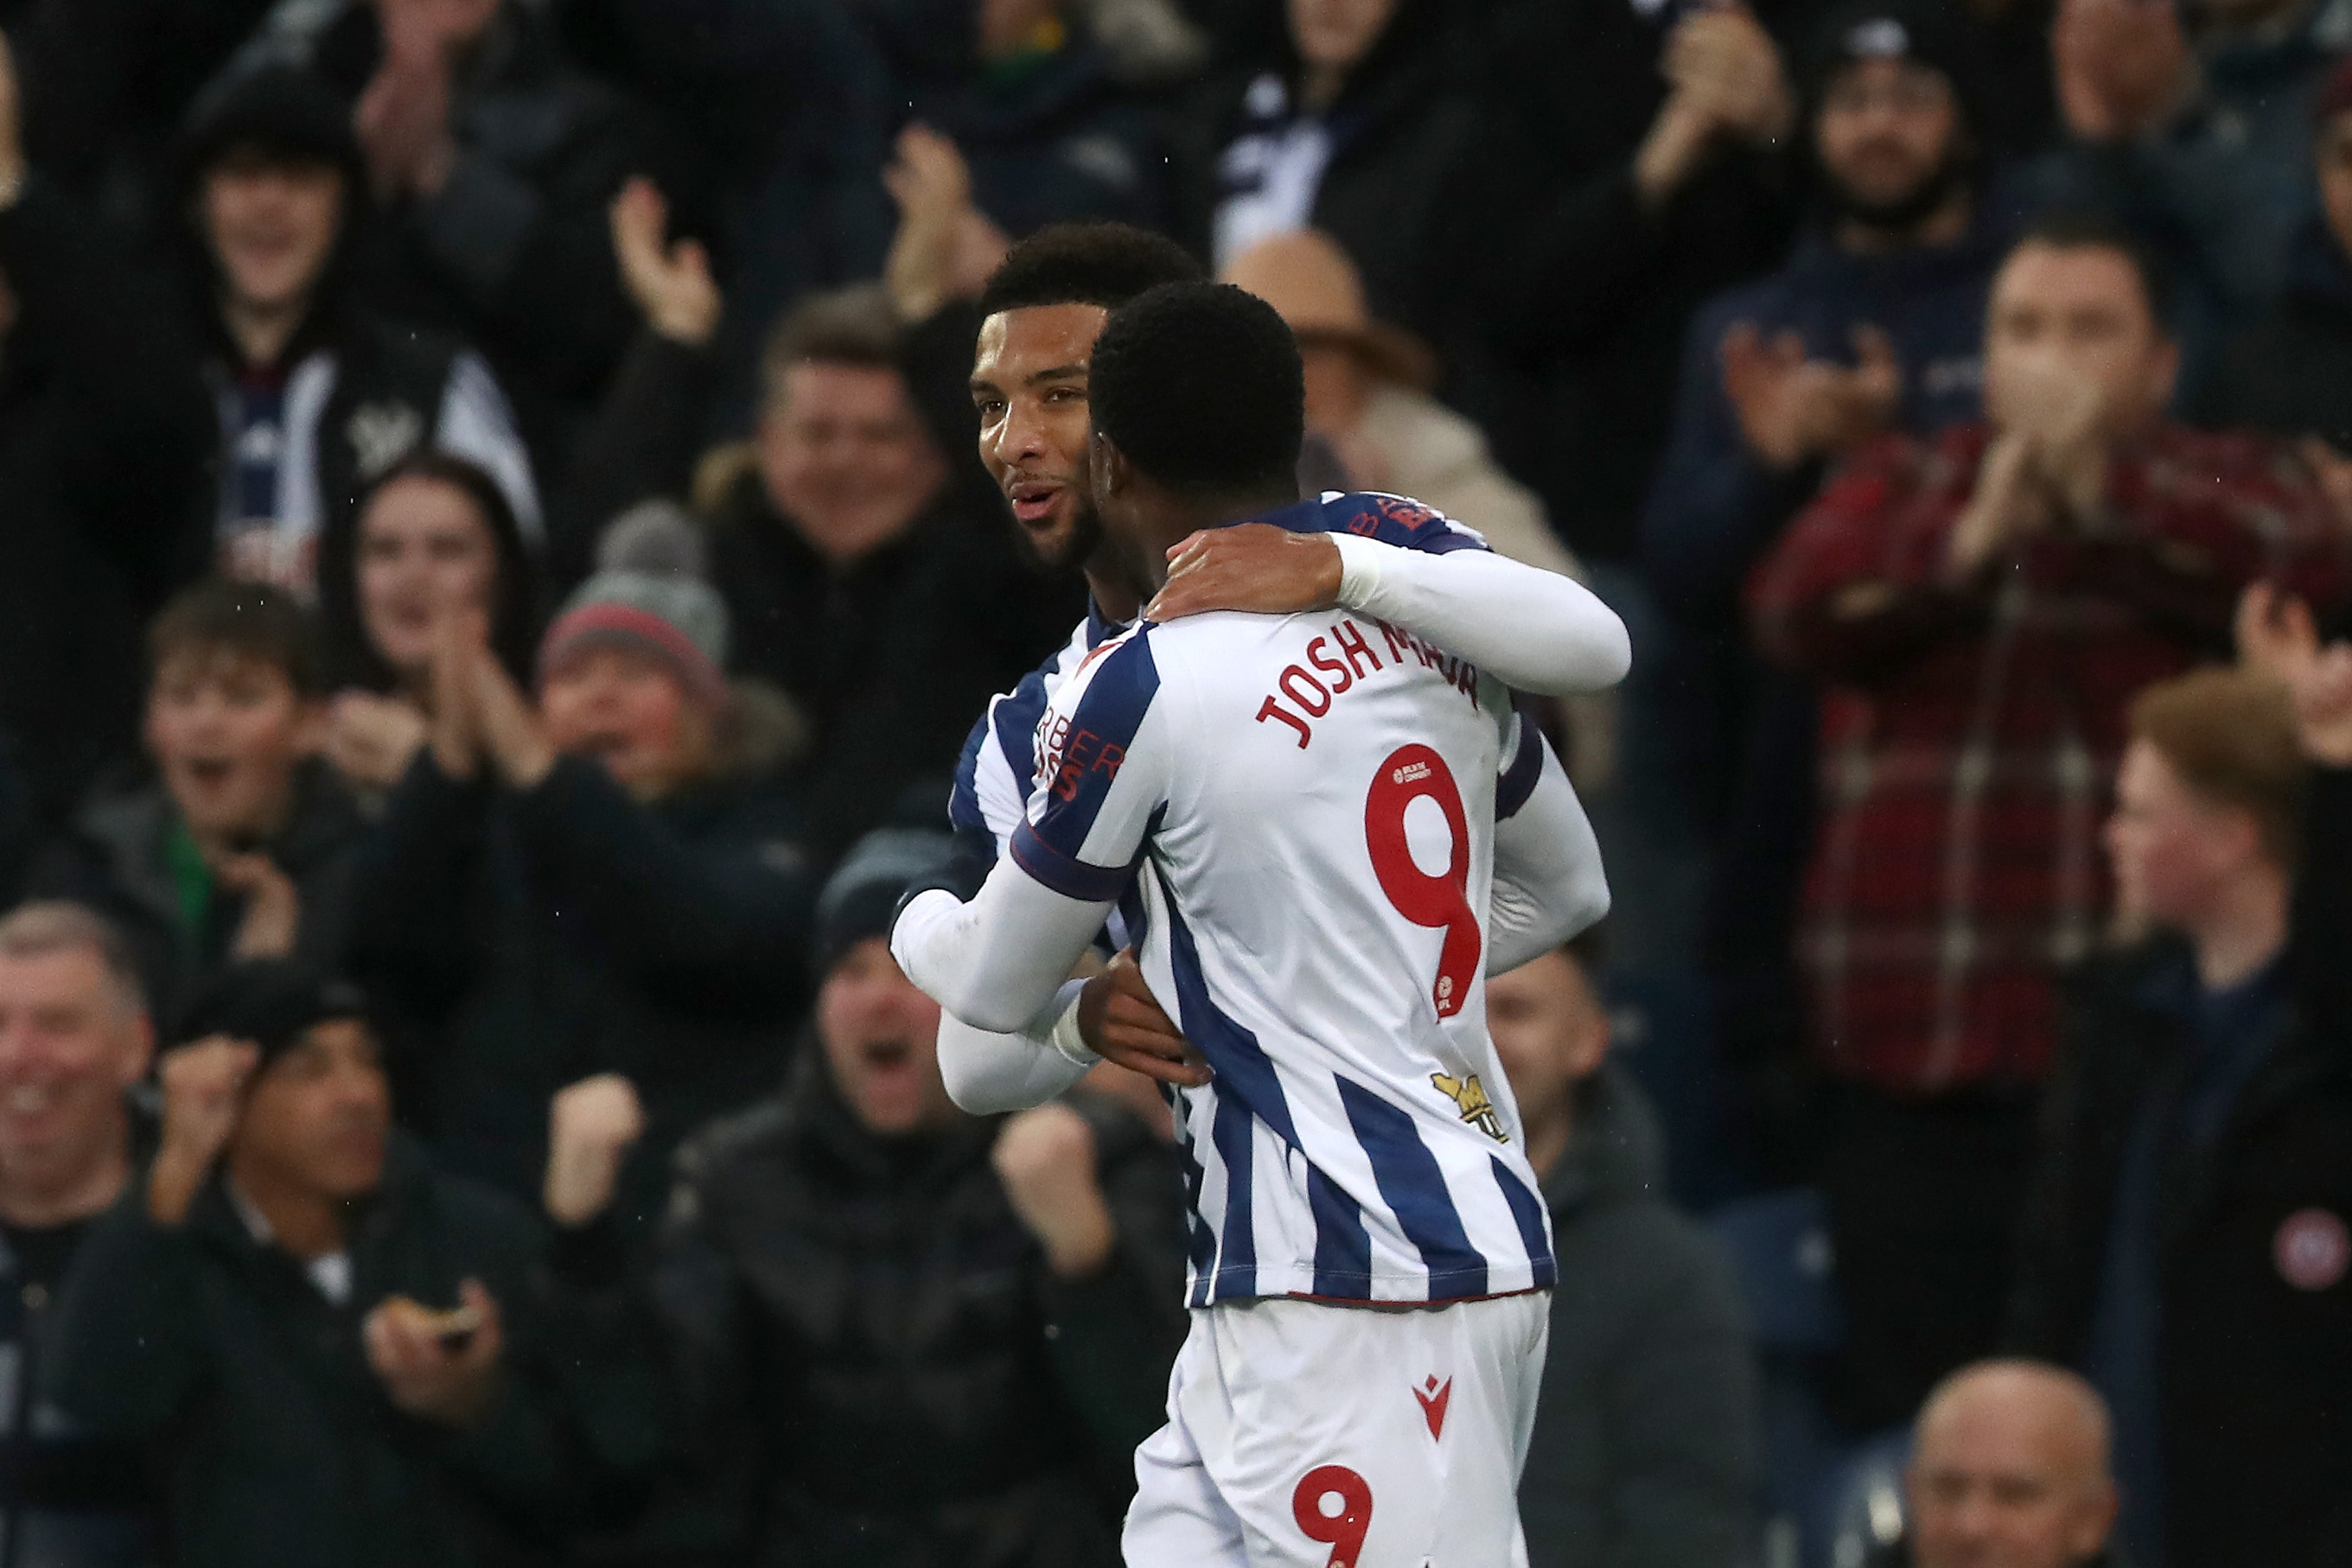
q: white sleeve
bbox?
[1333,534,1630,697]
[893,872,1114,1034]
[896,632,1173,1031]
[934,979,1099,1114]
[435,351,544,544]
[1488,735,1610,974]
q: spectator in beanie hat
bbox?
[346,511,814,1235]
[48,958,577,1568]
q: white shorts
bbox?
[1124,1291,1550,1568]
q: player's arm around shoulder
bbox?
[1145,519,1630,697]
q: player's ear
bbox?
[1089,429,1134,499]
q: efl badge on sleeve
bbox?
[2273,1208,2351,1292]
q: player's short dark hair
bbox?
[975,222,1206,319]
[2007,210,2177,332]
[148,578,325,699]
[1090,282,1305,498]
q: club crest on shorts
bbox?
[1431,1072,1507,1143]
[2274,1207,2351,1291]
[1413,1375,1453,1440]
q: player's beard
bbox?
[1010,489,1105,577]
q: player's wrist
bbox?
[1330,533,1386,612]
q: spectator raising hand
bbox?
[1635,6,1794,208]
[355,0,495,201]
[610,175,720,347]
[144,1035,260,1225]
[2239,580,2352,764]
[882,126,1010,322]
[543,1073,646,1227]
[1719,323,1903,471]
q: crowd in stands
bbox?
[0,0,2350,1565]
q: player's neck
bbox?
[1140,483,1301,591]
[1084,564,1141,625]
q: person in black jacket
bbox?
[214,0,685,479]
[175,64,539,600]
[1488,934,1757,1568]
[343,558,814,1233]
[50,962,573,1568]
[1169,0,1481,350]
[541,829,1190,1565]
[0,30,214,822]
[28,581,368,1028]
[1470,0,1808,561]
[0,903,160,1564]
[2007,606,2352,1568]
[2196,57,2352,488]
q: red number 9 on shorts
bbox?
[1291,1464,1374,1567]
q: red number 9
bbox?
[1291,1464,1374,1567]
[1364,743,1481,1018]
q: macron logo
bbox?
[1413,1375,1452,1441]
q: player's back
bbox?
[1023,599,1556,1308]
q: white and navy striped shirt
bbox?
[1014,547,1558,1305]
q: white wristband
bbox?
[1047,979,1096,1068]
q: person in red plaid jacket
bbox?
[1745,213,2352,1429]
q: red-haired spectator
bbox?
[2010,600,2352,1567]
[1749,215,2352,1429]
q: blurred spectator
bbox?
[1173,0,1482,344]
[0,0,278,237]
[1476,0,1801,560]
[1875,1360,2119,1568]
[217,0,678,476]
[1941,0,2059,165]
[319,451,540,805]
[550,0,896,424]
[0,33,214,820]
[0,903,156,1563]
[1488,935,1757,1568]
[51,963,570,1566]
[2197,55,2352,472]
[2033,0,2352,372]
[2011,621,2352,1568]
[344,553,813,1231]
[859,0,1170,238]
[28,582,366,1027]
[176,65,539,595]
[1747,216,2352,1427]
[1645,0,2005,1112]
[1223,227,1578,579]
[698,285,1054,861]
[544,831,1189,1564]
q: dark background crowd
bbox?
[2,0,2352,1565]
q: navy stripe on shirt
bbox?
[1497,698,1550,821]
[1492,1155,1558,1289]
[1337,1076,1490,1299]
[1023,636,1160,863]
